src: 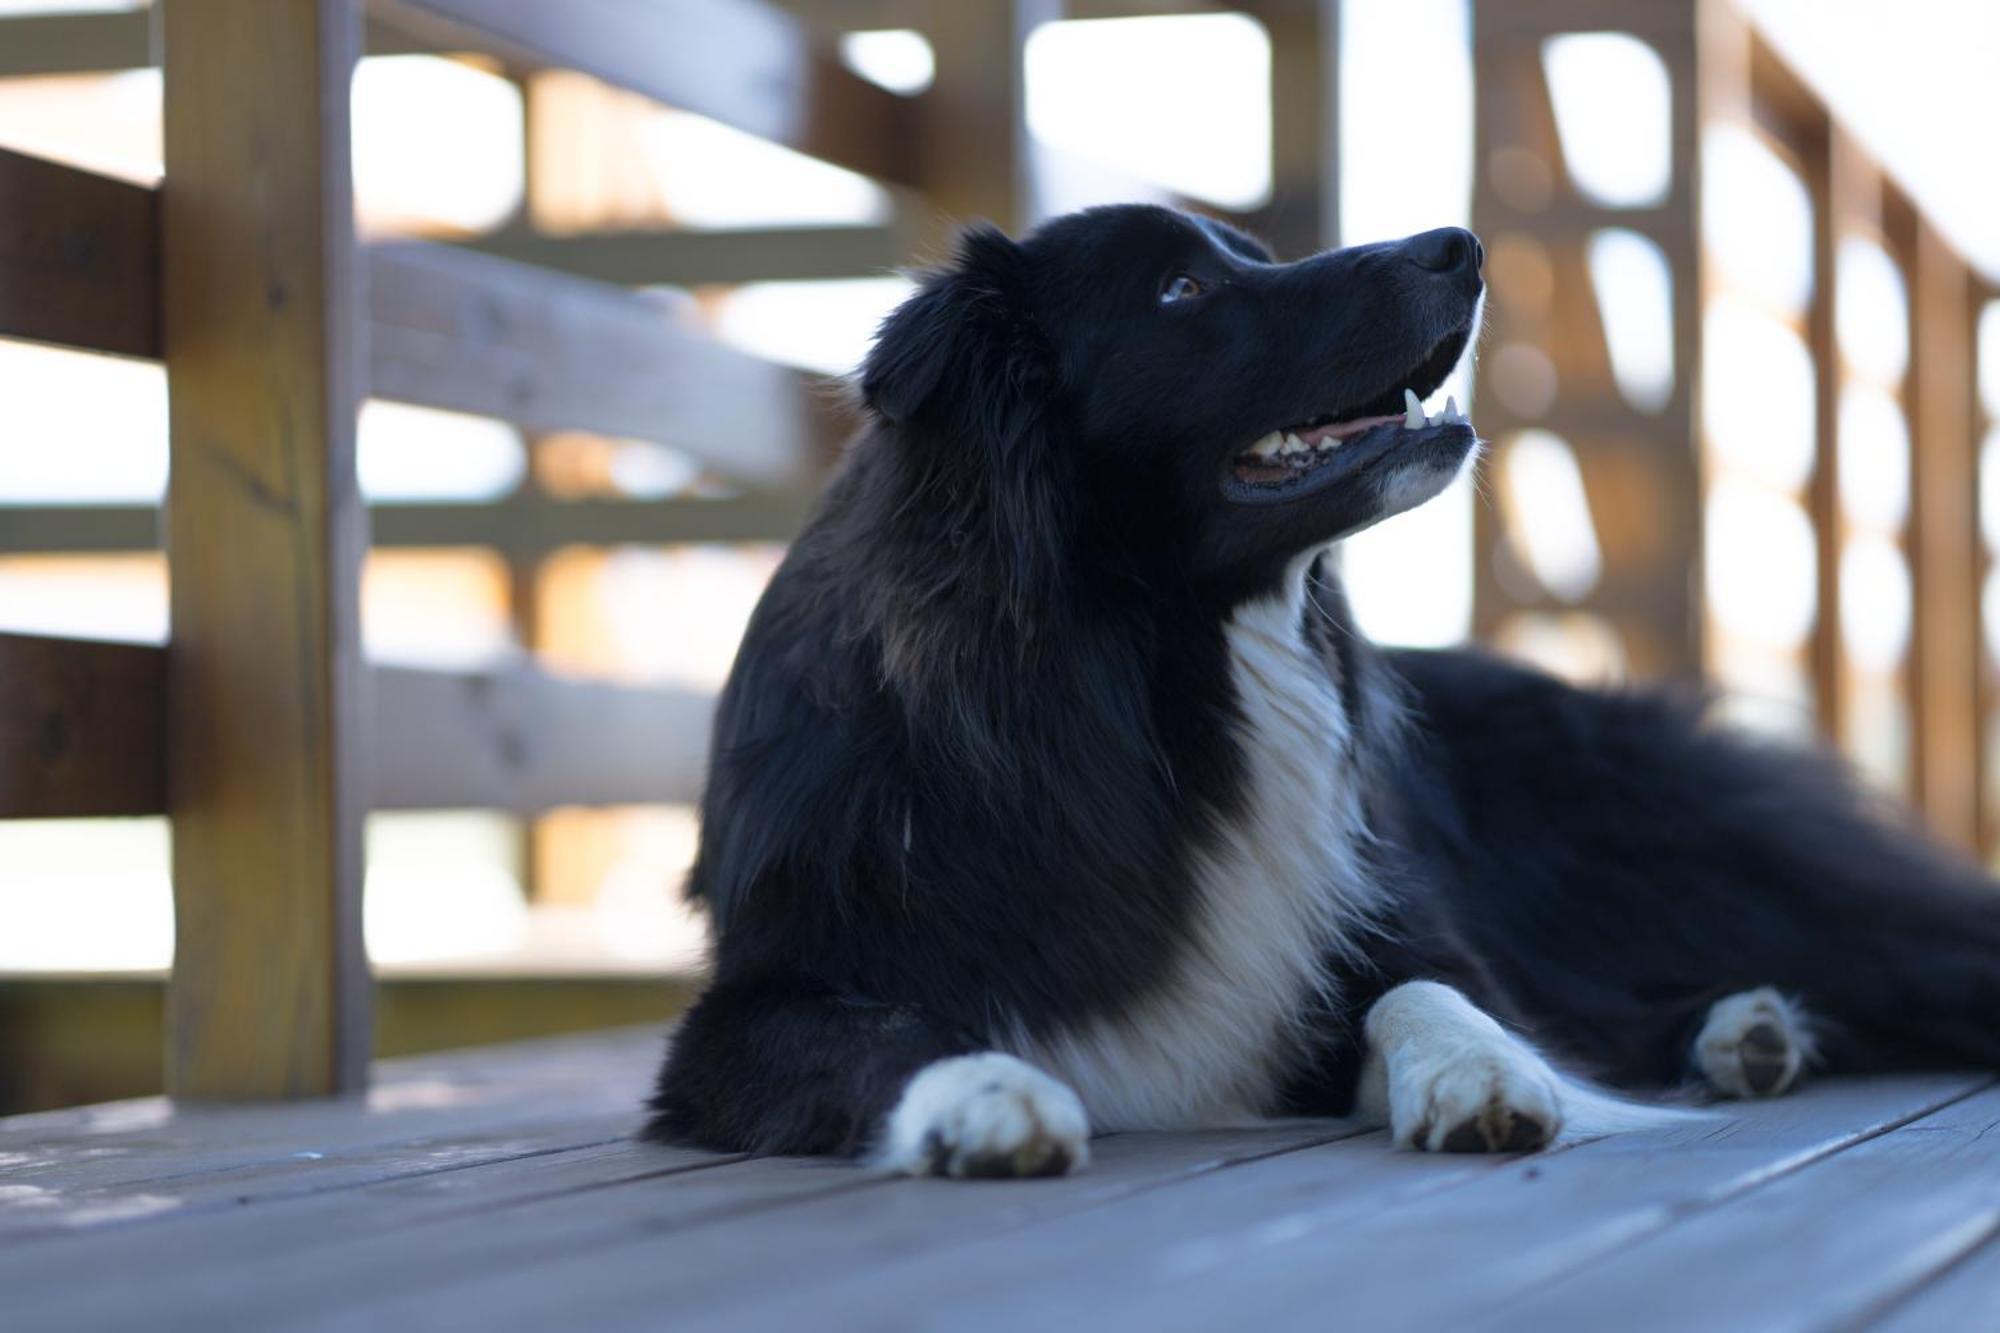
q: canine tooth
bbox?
[1403,388,1424,429]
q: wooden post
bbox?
[1245,0,1339,258]
[915,0,1057,244]
[1471,0,1705,680]
[1908,220,1982,852]
[161,0,370,1097]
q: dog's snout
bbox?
[1403,227,1484,276]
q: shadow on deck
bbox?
[4,1028,1998,1330]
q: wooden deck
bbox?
[4,1029,1999,1330]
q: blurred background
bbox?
[2,0,1997,1110]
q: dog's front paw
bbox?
[1695,988,1812,1098]
[1392,1050,1561,1153]
[875,1053,1090,1179]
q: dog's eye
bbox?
[1159,274,1205,304]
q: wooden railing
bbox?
[1470,0,2000,859]
[0,0,1042,1100]
[5,0,1994,1109]
[2,0,1365,1107]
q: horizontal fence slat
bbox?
[464,222,912,286]
[0,148,159,359]
[369,0,919,185]
[365,241,836,488]
[0,633,165,819]
[0,10,432,74]
[372,663,711,812]
[0,153,844,487]
[0,12,154,76]
[0,634,714,819]
[0,492,815,556]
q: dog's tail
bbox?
[1801,866,2000,1074]
[1685,741,2000,1078]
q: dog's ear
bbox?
[861,225,1044,427]
[858,225,1071,643]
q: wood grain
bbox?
[1908,218,1984,852]
[5,1027,1999,1330]
[366,240,836,486]
[218,1126,1363,1331]
[464,222,911,286]
[0,632,165,817]
[0,636,721,819]
[0,154,842,487]
[160,0,371,1098]
[0,146,159,358]
[368,0,920,186]
[694,1077,1990,1333]
[0,491,819,557]
[1495,1080,2000,1330]
[370,663,712,811]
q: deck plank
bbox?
[684,1075,1988,1333]
[0,1027,656,1197]
[36,1124,1364,1332]
[6,1028,1994,1331]
[1868,1230,2000,1329]
[297,1124,1434,1332]
[1484,1080,2000,1331]
[0,1138,762,1331]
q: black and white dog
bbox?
[645,204,2000,1176]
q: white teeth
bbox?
[1445,394,1462,422]
[1403,388,1424,429]
[1281,433,1308,455]
[1247,431,1283,459]
[1314,434,1339,452]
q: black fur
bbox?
[646,204,2000,1157]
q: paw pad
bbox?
[1695,989,1812,1099]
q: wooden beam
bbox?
[0,490,815,555]
[0,977,694,1116]
[0,148,158,360]
[372,664,710,811]
[0,12,152,77]
[0,153,838,486]
[368,0,920,185]
[914,1,1051,238]
[1908,220,1983,852]
[1237,0,1338,258]
[0,633,164,819]
[0,9,433,74]
[463,222,910,285]
[366,241,833,486]
[0,634,716,819]
[160,0,371,1098]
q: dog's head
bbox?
[860,204,1483,602]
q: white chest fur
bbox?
[1005,558,1381,1129]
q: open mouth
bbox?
[1225,325,1478,500]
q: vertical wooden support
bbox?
[1803,124,1846,739]
[1908,220,1982,852]
[162,0,370,1097]
[1245,0,1339,258]
[914,0,1057,244]
[1471,0,1704,679]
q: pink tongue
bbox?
[1300,413,1401,446]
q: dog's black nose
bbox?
[1402,227,1484,275]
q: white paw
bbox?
[1390,1047,1562,1153]
[875,1053,1090,1179]
[1696,988,1813,1099]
